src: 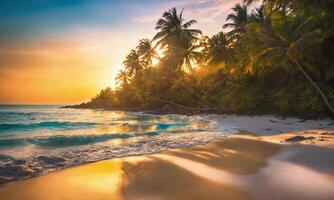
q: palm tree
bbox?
[137,38,159,67]
[165,39,202,72]
[201,32,234,67]
[153,7,202,71]
[153,7,201,48]
[244,0,293,8]
[246,13,334,116]
[115,70,129,85]
[249,5,266,24]
[123,49,146,77]
[223,4,249,40]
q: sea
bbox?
[0,105,237,181]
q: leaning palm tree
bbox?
[223,3,249,40]
[201,32,234,67]
[245,13,334,116]
[115,69,129,85]
[153,7,202,48]
[123,49,146,77]
[137,38,159,67]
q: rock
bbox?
[37,156,66,165]
[285,136,315,142]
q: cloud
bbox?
[186,0,240,22]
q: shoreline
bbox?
[0,131,334,199]
[61,104,334,119]
[0,114,333,187]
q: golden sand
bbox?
[1,134,334,200]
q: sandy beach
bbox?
[2,0,334,199]
[0,115,334,200]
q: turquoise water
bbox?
[0,105,234,181]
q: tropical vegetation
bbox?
[79,0,334,118]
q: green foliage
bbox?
[86,1,334,117]
[218,84,267,114]
[272,84,325,116]
[89,88,114,108]
[273,90,293,114]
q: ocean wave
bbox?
[0,107,230,184]
[0,121,98,132]
[0,127,210,149]
[0,138,25,148]
[156,121,190,130]
[32,132,160,147]
[0,111,50,121]
[0,111,44,116]
[0,129,234,183]
[0,154,12,160]
[0,132,160,148]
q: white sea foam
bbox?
[0,105,237,182]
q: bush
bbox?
[273,90,293,115]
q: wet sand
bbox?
[1,133,334,200]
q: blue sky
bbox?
[0,0,242,44]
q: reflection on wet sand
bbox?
[1,135,334,200]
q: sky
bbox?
[0,0,243,104]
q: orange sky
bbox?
[0,27,153,104]
[0,37,118,104]
[0,0,242,104]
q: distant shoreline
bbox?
[62,103,334,120]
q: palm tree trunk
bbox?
[292,59,334,117]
